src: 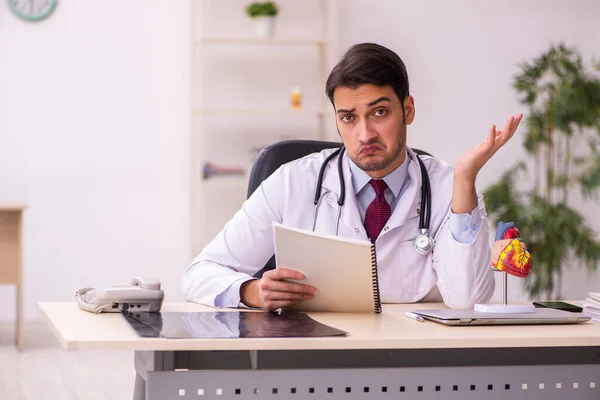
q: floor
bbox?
[0,321,134,400]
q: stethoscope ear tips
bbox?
[414,230,434,255]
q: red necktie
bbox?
[364,179,391,242]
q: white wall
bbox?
[1,1,599,322]
[0,1,191,320]
[336,0,600,301]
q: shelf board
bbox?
[194,109,328,117]
[197,38,328,46]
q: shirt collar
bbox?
[348,150,410,198]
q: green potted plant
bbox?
[484,43,600,299]
[245,2,279,38]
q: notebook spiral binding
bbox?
[371,244,382,313]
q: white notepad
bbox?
[273,223,381,313]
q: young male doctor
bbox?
[182,43,522,310]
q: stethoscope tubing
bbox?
[311,147,433,252]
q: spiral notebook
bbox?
[273,223,381,313]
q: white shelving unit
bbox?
[191,0,337,256]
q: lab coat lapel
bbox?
[320,151,365,237]
[385,148,422,229]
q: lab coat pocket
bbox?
[396,240,429,296]
[378,237,432,303]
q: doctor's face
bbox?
[333,84,415,179]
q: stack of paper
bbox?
[582,293,600,321]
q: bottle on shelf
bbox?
[290,86,302,110]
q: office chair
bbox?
[247,139,432,278]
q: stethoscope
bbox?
[311,147,434,255]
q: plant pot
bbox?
[251,16,276,38]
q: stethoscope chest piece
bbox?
[414,229,434,255]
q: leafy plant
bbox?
[484,43,600,299]
[245,2,279,18]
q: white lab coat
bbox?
[183,148,495,309]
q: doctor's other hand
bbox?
[240,268,315,311]
[454,114,523,182]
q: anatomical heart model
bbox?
[491,222,532,278]
[475,222,534,313]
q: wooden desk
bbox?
[0,204,26,350]
[39,302,600,400]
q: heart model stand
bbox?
[474,222,535,314]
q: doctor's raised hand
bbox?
[451,114,523,214]
[240,268,315,311]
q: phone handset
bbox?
[76,278,164,314]
[130,277,161,290]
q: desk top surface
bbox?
[38,302,600,351]
[0,203,27,211]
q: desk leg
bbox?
[133,373,146,400]
[16,282,23,351]
[133,351,151,400]
[16,211,23,352]
[0,210,24,351]
[133,350,178,400]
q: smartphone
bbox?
[532,301,583,313]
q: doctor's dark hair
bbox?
[325,43,410,110]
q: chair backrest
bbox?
[247,139,432,278]
[247,139,344,199]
